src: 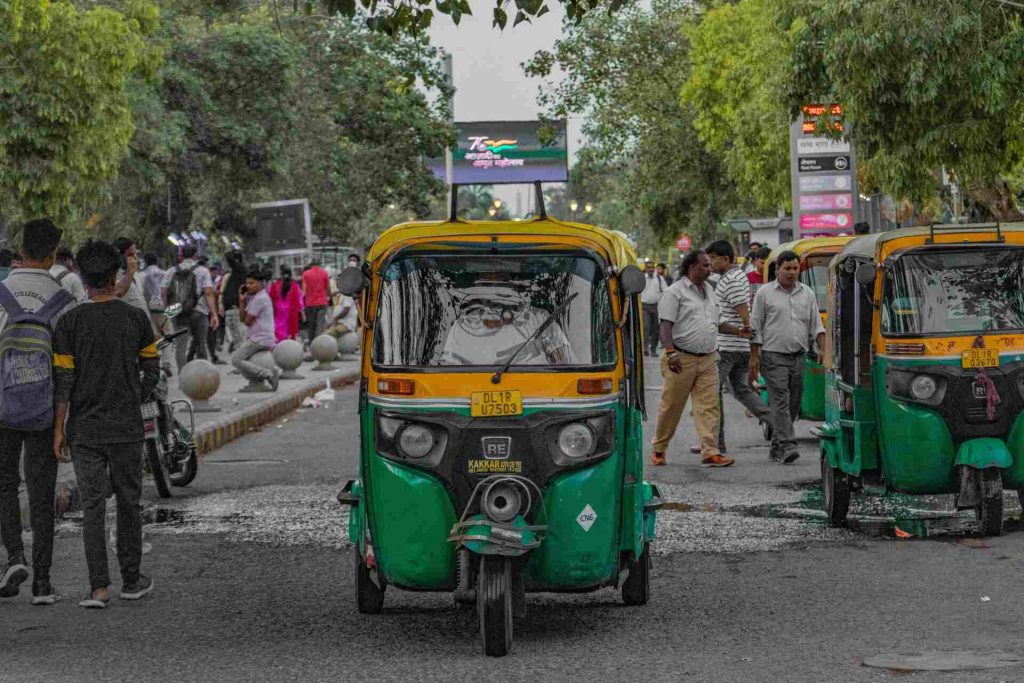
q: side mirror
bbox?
[855,263,876,286]
[163,303,182,320]
[618,265,647,296]
[338,266,366,296]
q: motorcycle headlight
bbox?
[557,423,595,459]
[910,375,937,401]
[397,424,434,459]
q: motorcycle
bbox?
[142,304,199,498]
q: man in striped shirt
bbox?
[707,241,770,453]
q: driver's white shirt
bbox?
[441,305,574,366]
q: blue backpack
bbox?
[0,284,73,431]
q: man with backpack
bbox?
[160,244,219,371]
[49,246,88,303]
[0,219,76,605]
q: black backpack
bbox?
[167,266,199,315]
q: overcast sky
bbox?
[427,4,580,213]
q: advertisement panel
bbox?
[790,104,858,237]
[429,120,568,184]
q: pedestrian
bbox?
[0,248,14,281]
[301,258,331,343]
[640,259,668,356]
[748,250,826,464]
[656,262,673,286]
[650,249,745,468]
[112,237,150,316]
[346,253,361,270]
[746,246,770,303]
[0,219,76,605]
[742,242,763,274]
[52,239,159,608]
[50,246,89,303]
[204,260,225,363]
[232,269,280,391]
[325,293,359,339]
[161,244,219,371]
[269,265,304,342]
[141,252,166,335]
[853,221,871,235]
[219,250,247,353]
[706,240,770,453]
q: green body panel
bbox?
[822,373,879,476]
[355,398,650,591]
[800,356,826,421]
[1003,414,1024,489]
[955,438,1013,470]
[462,514,541,556]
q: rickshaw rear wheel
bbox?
[478,556,513,657]
[354,548,385,614]
[821,456,850,527]
[621,543,650,606]
[975,468,1003,537]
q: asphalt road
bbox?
[3,358,1024,681]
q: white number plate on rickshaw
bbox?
[962,349,999,369]
[140,402,160,420]
[470,391,523,417]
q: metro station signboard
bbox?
[790,103,858,237]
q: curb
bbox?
[193,369,360,457]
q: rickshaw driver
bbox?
[440,277,574,366]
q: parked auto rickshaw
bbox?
[758,236,854,435]
[819,223,1024,536]
[336,188,661,656]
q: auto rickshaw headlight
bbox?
[558,423,595,459]
[397,424,435,459]
[910,375,938,400]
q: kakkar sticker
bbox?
[467,459,523,474]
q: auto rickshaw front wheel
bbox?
[354,548,386,614]
[621,543,650,606]
[975,468,1003,537]
[478,556,513,657]
[821,456,850,528]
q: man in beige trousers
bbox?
[651,249,750,467]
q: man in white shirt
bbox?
[640,259,668,356]
[326,294,359,339]
[49,246,88,303]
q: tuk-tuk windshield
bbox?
[373,252,617,368]
[882,247,1024,336]
[800,255,831,313]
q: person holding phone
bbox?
[231,270,279,391]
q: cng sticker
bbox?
[576,504,597,532]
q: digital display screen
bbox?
[428,120,568,184]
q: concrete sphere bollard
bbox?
[273,339,305,380]
[240,350,277,392]
[179,359,222,412]
[337,332,359,357]
[310,334,338,371]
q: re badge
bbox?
[576,504,597,532]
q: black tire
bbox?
[821,455,850,528]
[145,440,172,499]
[975,468,1003,537]
[478,556,513,657]
[169,447,198,487]
[621,543,650,606]
[354,548,385,614]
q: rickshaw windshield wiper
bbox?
[491,292,579,385]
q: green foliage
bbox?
[789,0,1024,205]
[524,0,751,247]
[0,0,160,222]
[682,0,793,211]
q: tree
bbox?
[788,0,1024,217]
[524,0,752,247]
[0,0,161,223]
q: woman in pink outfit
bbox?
[268,265,305,342]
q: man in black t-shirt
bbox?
[53,240,160,609]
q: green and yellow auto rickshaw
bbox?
[819,223,1024,536]
[336,194,661,656]
[758,236,854,437]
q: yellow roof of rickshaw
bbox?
[366,218,638,269]
[835,224,1024,263]
[766,236,855,263]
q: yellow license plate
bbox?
[470,390,523,417]
[962,348,999,369]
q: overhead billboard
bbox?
[250,199,312,255]
[429,120,568,184]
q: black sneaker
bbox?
[782,451,800,464]
[31,578,62,606]
[0,554,28,598]
[768,448,783,463]
[120,575,154,601]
